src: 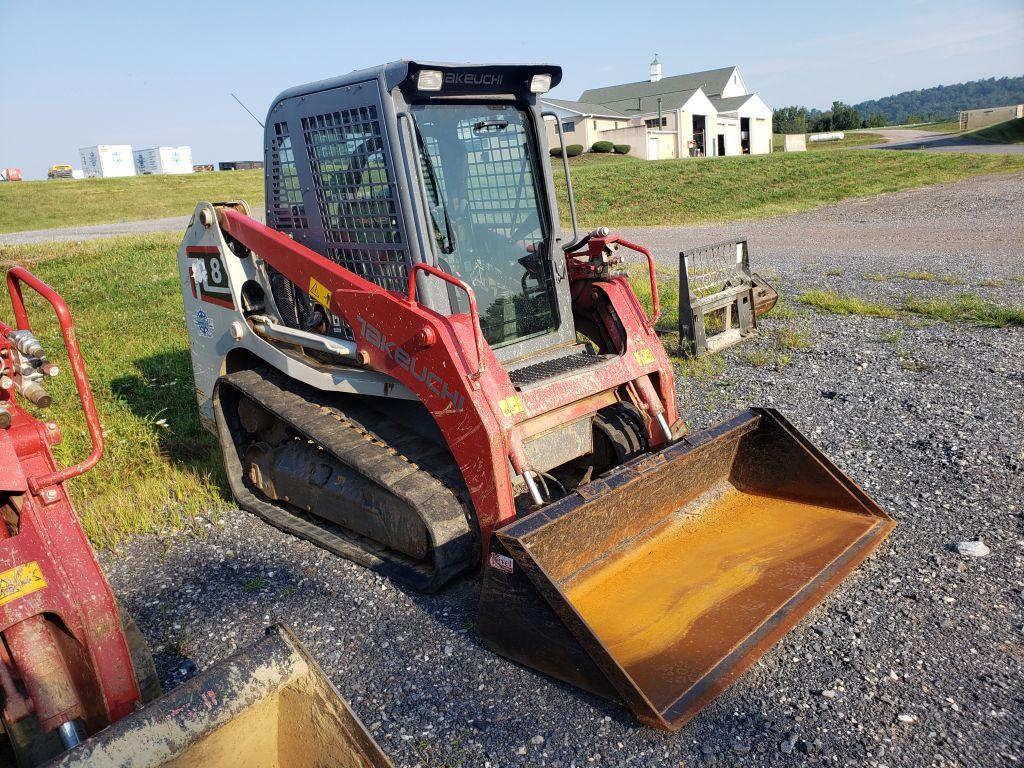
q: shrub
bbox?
[613,144,631,154]
[566,144,584,157]
[591,141,615,153]
[549,147,563,157]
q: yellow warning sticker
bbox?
[0,562,47,607]
[499,395,526,418]
[634,347,656,366]
[308,277,332,308]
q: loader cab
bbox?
[264,61,574,366]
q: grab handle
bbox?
[6,267,104,492]
[407,263,484,379]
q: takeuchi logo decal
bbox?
[444,72,503,86]
[356,315,464,412]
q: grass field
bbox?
[554,149,1024,228]
[772,132,884,152]
[964,118,1024,145]
[6,149,1024,235]
[0,236,227,546]
[0,170,263,233]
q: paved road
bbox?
[618,170,1024,278]
[0,208,266,246]
[858,128,1024,154]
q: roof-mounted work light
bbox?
[417,70,444,91]
[529,74,552,93]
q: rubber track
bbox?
[213,368,478,592]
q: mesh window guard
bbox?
[300,106,411,293]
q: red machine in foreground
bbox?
[0,269,395,768]
[0,268,158,765]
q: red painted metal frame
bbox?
[407,262,483,379]
[217,208,678,550]
[578,235,661,329]
[5,267,105,493]
[0,269,140,738]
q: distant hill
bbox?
[853,76,1024,124]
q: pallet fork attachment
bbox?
[678,239,778,356]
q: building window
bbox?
[645,117,668,128]
[561,120,575,133]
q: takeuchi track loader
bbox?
[178,61,895,730]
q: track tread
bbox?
[214,368,478,592]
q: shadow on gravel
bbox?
[119,547,310,687]
[395,577,635,726]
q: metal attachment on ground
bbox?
[51,624,394,768]
[678,238,779,356]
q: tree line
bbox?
[773,75,1024,134]
[773,103,887,135]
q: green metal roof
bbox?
[585,87,702,115]
[579,66,737,113]
[710,94,754,113]
[542,97,628,118]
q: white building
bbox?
[543,59,773,160]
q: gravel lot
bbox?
[102,173,1023,767]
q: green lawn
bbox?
[0,236,227,546]
[554,149,1024,228]
[963,118,1024,145]
[6,148,1024,237]
[772,132,885,151]
[806,132,884,150]
[0,170,263,233]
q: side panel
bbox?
[176,203,416,434]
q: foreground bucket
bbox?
[477,408,895,730]
[46,624,392,768]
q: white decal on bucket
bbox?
[489,552,514,574]
[193,308,215,338]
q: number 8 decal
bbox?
[209,257,223,285]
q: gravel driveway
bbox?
[101,173,1023,767]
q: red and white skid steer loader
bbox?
[178,61,896,730]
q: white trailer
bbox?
[79,145,135,178]
[134,146,194,175]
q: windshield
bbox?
[412,103,558,348]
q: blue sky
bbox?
[1,0,1021,178]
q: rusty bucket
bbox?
[46,624,392,768]
[477,408,895,730]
